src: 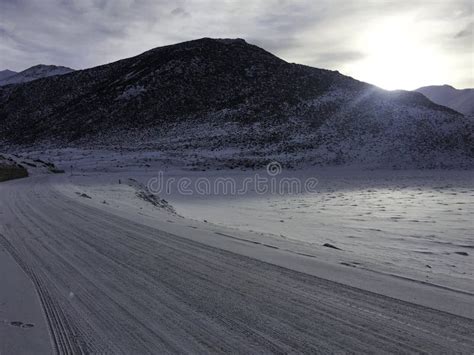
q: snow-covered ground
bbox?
[2,148,474,352]
[2,173,473,353]
[175,169,474,289]
[18,148,474,292]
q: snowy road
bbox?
[1,177,474,354]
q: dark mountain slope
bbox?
[0,38,472,168]
[0,39,351,139]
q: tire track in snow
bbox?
[1,177,474,354]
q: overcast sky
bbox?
[0,0,472,90]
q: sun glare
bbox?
[346,15,448,90]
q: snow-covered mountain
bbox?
[415,85,474,116]
[0,38,472,168]
[0,69,17,81]
[0,65,74,86]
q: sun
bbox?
[345,15,448,90]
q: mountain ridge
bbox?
[0,38,472,168]
[415,85,474,116]
[0,64,75,86]
[0,69,17,81]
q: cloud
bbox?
[455,22,473,38]
[170,7,190,17]
[314,51,366,67]
[0,0,472,88]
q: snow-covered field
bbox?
[170,168,474,291]
[2,148,474,353]
[16,148,472,292]
[18,148,474,292]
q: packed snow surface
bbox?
[170,168,474,291]
[20,148,474,293]
[2,148,474,353]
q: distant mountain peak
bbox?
[0,64,74,86]
[418,84,455,90]
[0,69,17,81]
[17,64,74,74]
[29,64,71,70]
[415,85,474,116]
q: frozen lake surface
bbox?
[168,168,474,291]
